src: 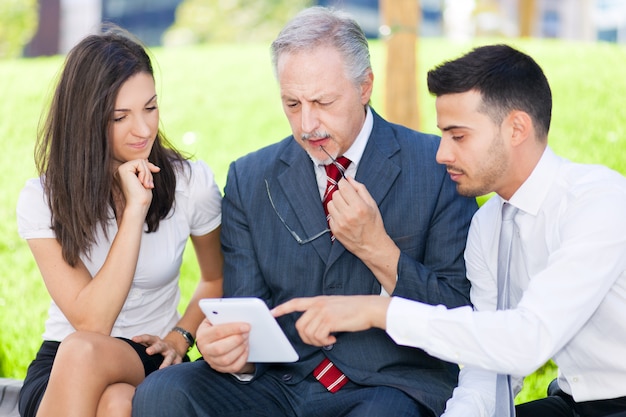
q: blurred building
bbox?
[320,0,626,42]
[24,0,182,56]
[318,0,444,38]
[594,0,626,41]
[484,0,625,42]
[23,0,626,57]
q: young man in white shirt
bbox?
[273,44,626,417]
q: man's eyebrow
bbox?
[439,124,467,132]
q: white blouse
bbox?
[17,160,222,342]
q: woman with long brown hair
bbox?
[17,25,223,417]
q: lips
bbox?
[306,137,329,147]
[128,140,149,149]
[446,169,464,182]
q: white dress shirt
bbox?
[386,147,626,415]
[17,160,222,341]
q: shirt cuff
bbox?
[380,274,399,297]
[230,372,254,382]
[386,296,432,348]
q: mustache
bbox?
[445,165,465,175]
[301,131,331,141]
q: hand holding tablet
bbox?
[199,297,299,363]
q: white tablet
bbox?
[199,297,299,363]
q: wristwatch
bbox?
[171,326,195,350]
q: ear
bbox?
[508,110,533,147]
[360,69,374,105]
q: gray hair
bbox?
[270,6,371,86]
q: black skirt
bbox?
[18,338,188,417]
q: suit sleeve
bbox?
[220,160,272,379]
[221,161,271,301]
[392,167,477,309]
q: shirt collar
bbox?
[312,106,372,170]
[506,146,561,216]
[338,105,373,170]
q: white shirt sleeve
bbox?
[183,160,222,236]
[17,178,56,239]
[386,171,626,401]
[441,366,496,417]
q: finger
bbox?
[202,332,248,357]
[295,311,321,345]
[132,334,157,347]
[159,353,173,369]
[145,340,166,355]
[118,160,152,190]
[131,334,148,344]
[197,323,250,362]
[203,334,250,372]
[136,160,155,189]
[336,177,359,201]
[330,180,366,220]
[346,176,377,206]
[296,310,336,346]
[208,322,251,341]
[271,298,313,317]
[147,161,161,173]
[172,353,183,365]
[210,344,250,373]
[159,350,177,369]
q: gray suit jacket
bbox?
[221,109,478,415]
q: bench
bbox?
[0,378,22,417]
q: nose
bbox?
[436,135,454,165]
[132,114,152,138]
[301,103,320,135]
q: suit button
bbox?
[282,373,293,382]
[323,344,334,351]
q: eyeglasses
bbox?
[265,179,330,245]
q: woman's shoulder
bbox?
[174,159,217,191]
[17,177,55,239]
[172,159,222,233]
[18,177,46,206]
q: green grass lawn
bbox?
[0,38,624,405]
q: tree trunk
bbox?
[380,0,420,130]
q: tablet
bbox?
[199,297,299,363]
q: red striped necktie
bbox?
[314,156,351,392]
[313,357,349,393]
[323,156,351,241]
[313,156,351,393]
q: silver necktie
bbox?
[494,203,518,417]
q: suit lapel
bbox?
[276,140,332,262]
[355,111,402,206]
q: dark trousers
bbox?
[132,359,433,417]
[516,380,626,417]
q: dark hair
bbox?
[35,24,186,266]
[270,6,371,86]
[427,44,552,140]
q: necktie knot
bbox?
[323,156,351,203]
[324,156,351,184]
[502,202,518,222]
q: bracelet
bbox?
[171,326,195,350]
